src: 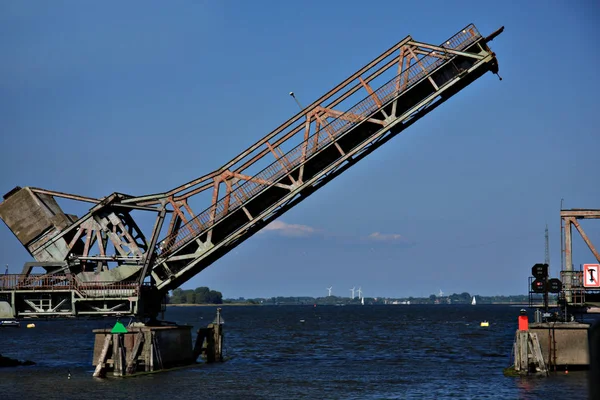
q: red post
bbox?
[518,315,529,331]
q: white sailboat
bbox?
[471,296,476,305]
[361,297,365,305]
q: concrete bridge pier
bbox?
[92,308,224,378]
[511,312,590,376]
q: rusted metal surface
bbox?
[0,274,140,297]
[0,24,503,318]
[155,25,485,258]
[29,187,101,204]
[569,218,600,263]
[560,209,600,219]
[561,209,600,305]
[562,210,600,268]
[560,271,590,306]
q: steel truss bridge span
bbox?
[0,24,503,319]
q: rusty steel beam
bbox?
[316,107,386,126]
[29,187,101,204]
[126,40,416,207]
[137,62,393,207]
[312,113,346,156]
[15,26,486,214]
[122,35,414,206]
[560,209,600,219]
[407,41,486,60]
[168,198,189,224]
[138,205,167,286]
[157,48,412,208]
[153,24,490,259]
[233,172,291,190]
[223,56,405,176]
[406,46,439,90]
[560,209,600,303]
[265,142,297,185]
[359,77,384,108]
[569,218,600,263]
[484,26,505,44]
[153,41,498,290]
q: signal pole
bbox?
[531,263,549,312]
[545,225,550,311]
[545,225,550,272]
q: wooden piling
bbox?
[205,325,216,363]
[191,309,225,364]
[126,331,144,375]
[92,334,112,378]
[513,330,548,376]
[213,321,223,362]
[149,332,154,372]
[193,328,210,360]
[112,334,125,377]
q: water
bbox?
[0,305,591,399]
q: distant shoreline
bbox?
[167,303,259,307]
[166,302,542,307]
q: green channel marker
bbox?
[111,321,128,334]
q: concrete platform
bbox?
[528,322,590,368]
[92,324,194,376]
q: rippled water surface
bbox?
[0,305,592,399]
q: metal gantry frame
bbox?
[560,208,600,307]
[0,24,503,318]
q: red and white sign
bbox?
[583,264,600,287]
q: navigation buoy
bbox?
[26,323,35,329]
[480,321,489,327]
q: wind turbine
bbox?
[327,286,333,296]
[357,287,362,300]
[350,287,355,299]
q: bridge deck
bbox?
[0,274,141,318]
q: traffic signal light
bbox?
[532,263,548,278]
[531,279,546,293]
[530,263,562,294]
[531,263,549,294]
[548,278,562,293]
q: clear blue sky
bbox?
[1,1,598,299]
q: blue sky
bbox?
[1,1,598,298]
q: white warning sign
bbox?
[583,264,600,288]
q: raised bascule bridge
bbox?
[0,24,504,375]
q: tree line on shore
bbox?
[168,287,223,304]
[222,292,534,305]
[168,289,536,306]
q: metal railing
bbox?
[560,270,587,306]
[157,24,482,257]
[0,274,140,298]
[76,280,140,298]
[0,274,75,291]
